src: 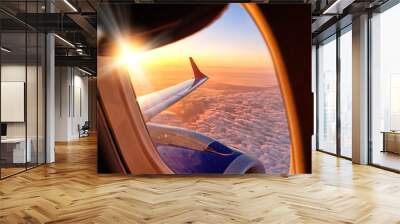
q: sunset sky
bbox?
[122,4,278,93]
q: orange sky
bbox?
[114,4,278,95]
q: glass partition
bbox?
[370,3,400,171]
[339,28,352,158]
[1,30,28,177]
[0,2,46,179]
[27,30,38,169]
[38,32,45,165]
[317,36,337,154]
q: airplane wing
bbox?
[137,57,208,122]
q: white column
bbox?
[352,14,369,164]
[45,0,56,163]
[46,32,55,163]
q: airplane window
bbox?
[128,4,291,174]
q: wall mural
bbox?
[97,3,312,175]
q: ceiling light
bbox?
[76,48,85,55]
[78,67,93,76]
[1,47,11,53]
[323,0,355,15]
[63,0,78,12]
[54,34,75,48]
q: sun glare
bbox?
[111,39,156,93]
[116,41,144,72]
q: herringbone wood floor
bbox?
[1,135,400,224]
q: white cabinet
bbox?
[1,138,32,163]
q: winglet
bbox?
[190,57,207,79]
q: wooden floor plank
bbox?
[1,135,400,223]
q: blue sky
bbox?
[143,4,274,70]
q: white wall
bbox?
[55,67,89,141]
[1,65,26,138]
[1,65,39,138]
[55,66,70,141]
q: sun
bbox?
[113,38,155,90]
[116,40,145,74]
